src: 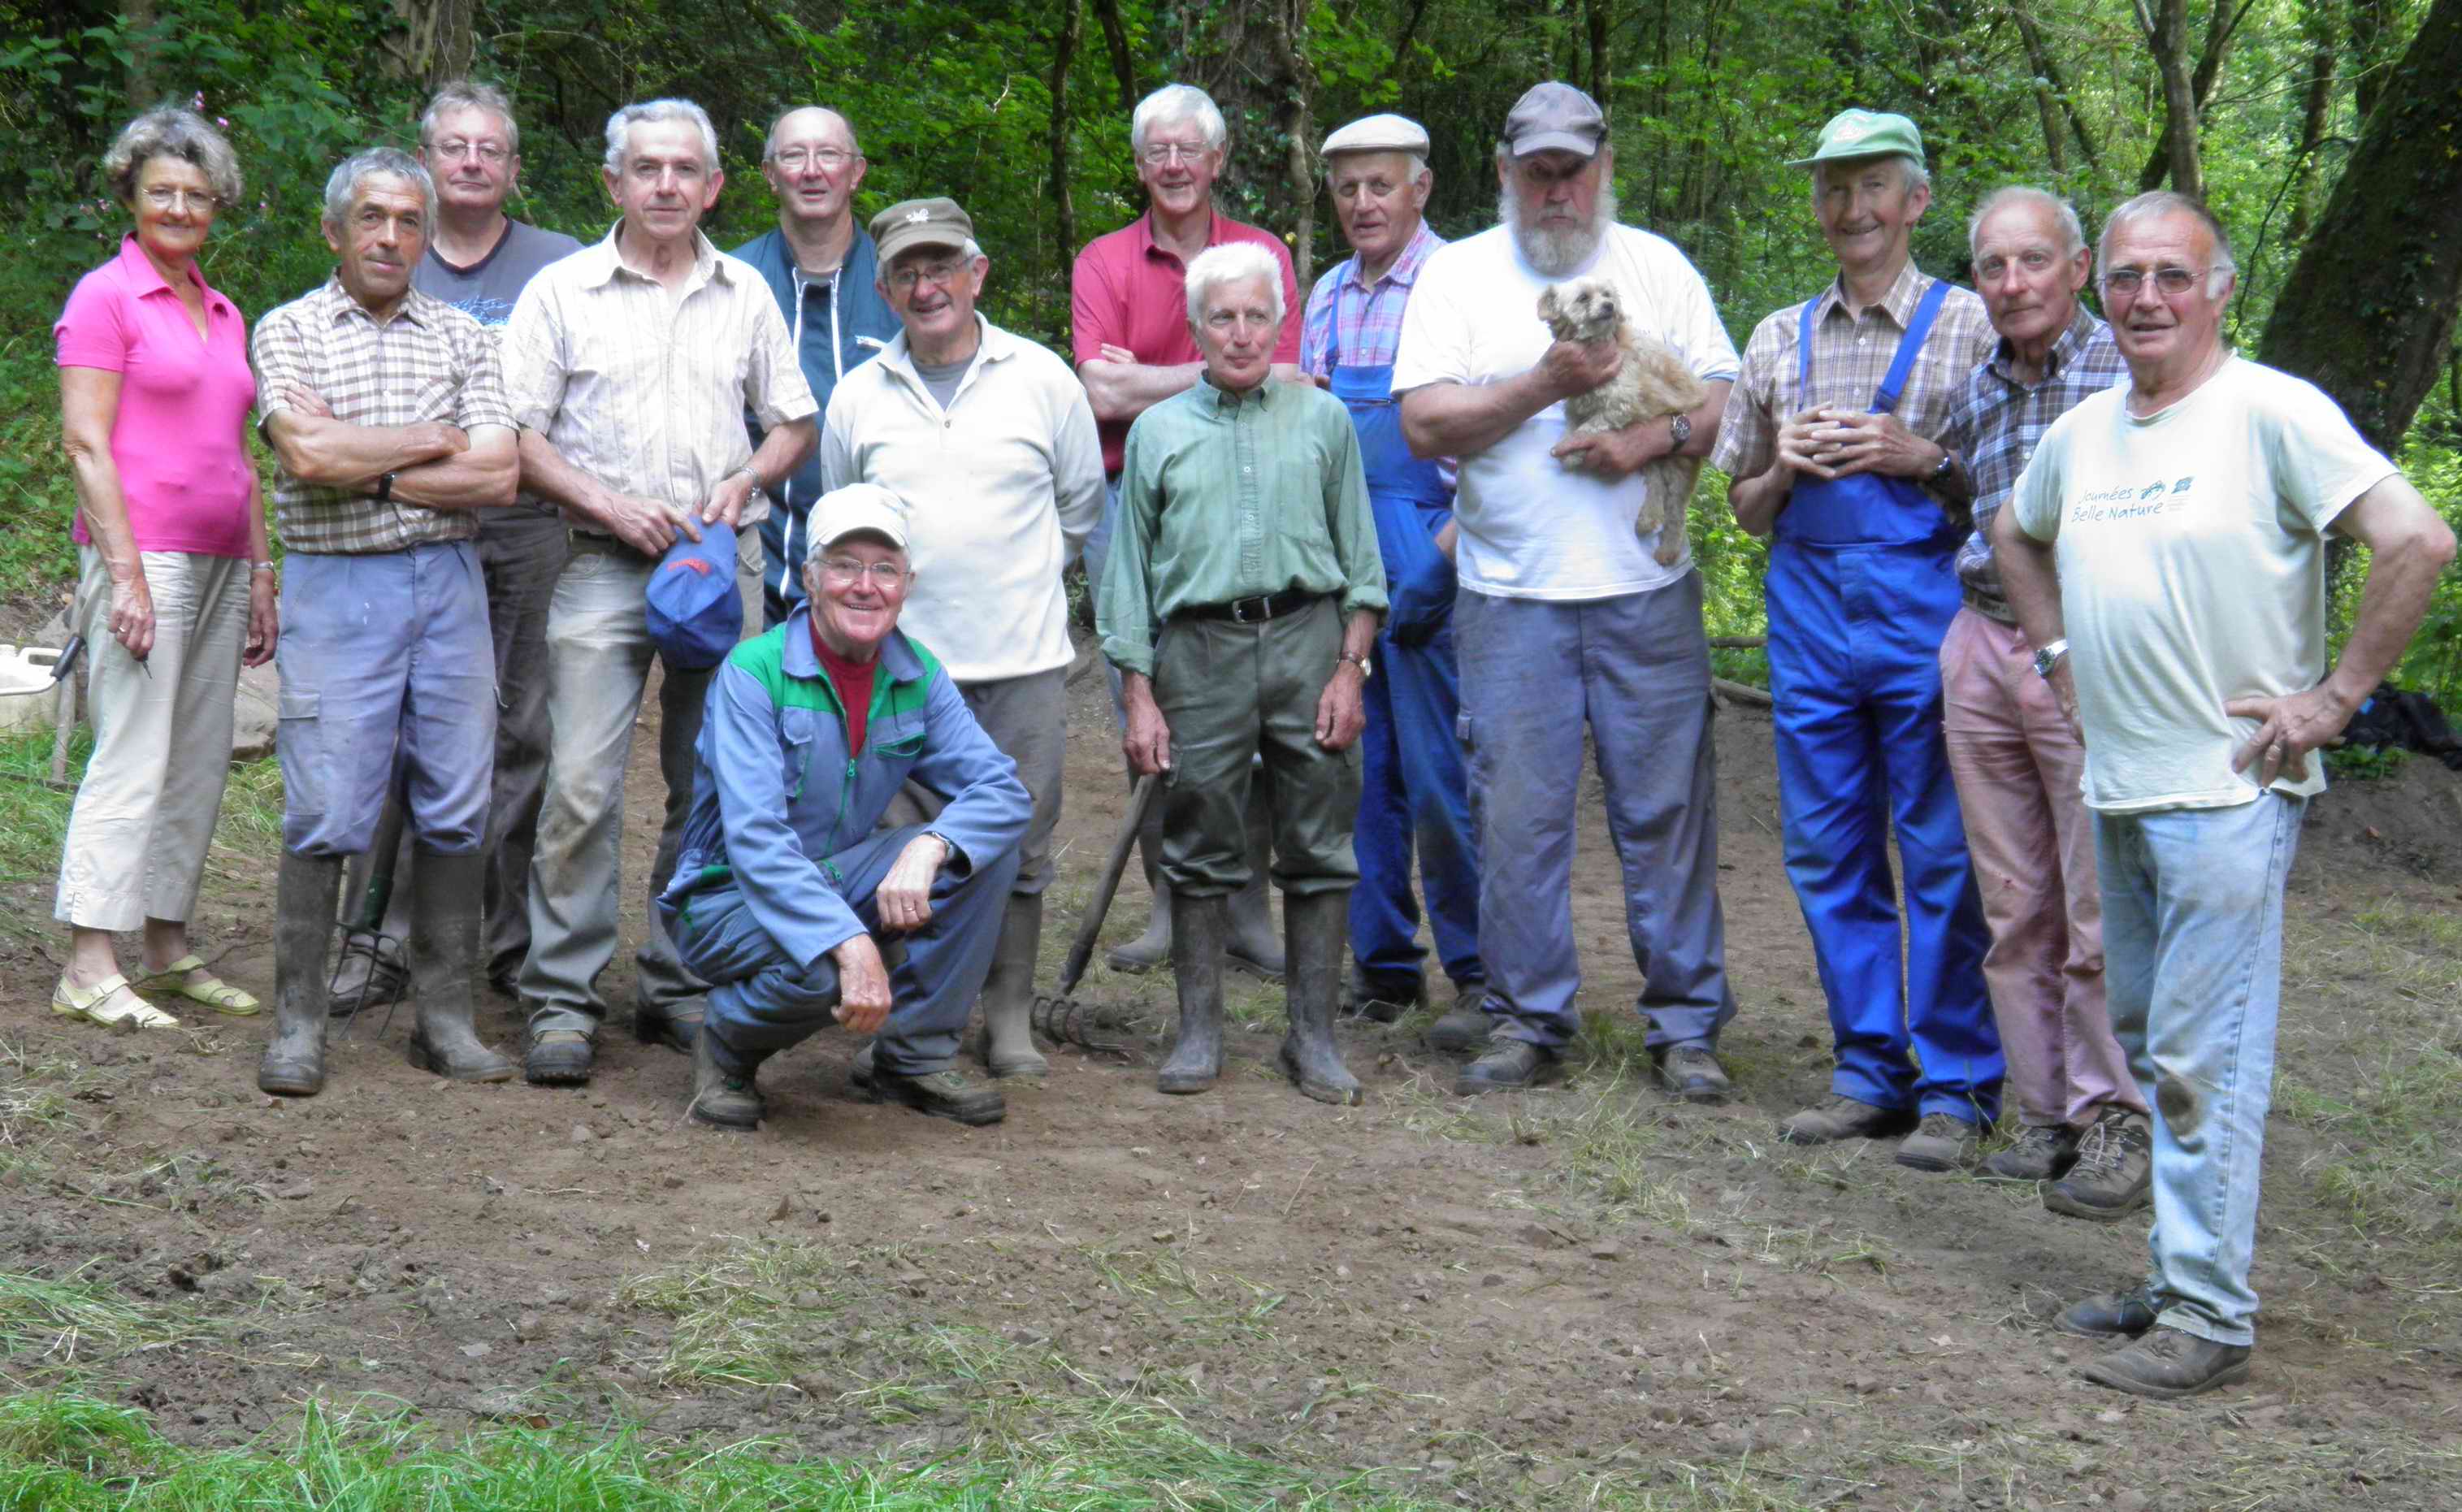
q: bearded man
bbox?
[1394,81,1744,1102]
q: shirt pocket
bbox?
[412,370,463,423]
[778,707,823,799]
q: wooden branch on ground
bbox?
[1712,677,1771,707]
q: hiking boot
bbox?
[1280,890,1361,1105]
[1654,1042,1731,1105]
[974,895,1049,1079]
[2043,1108,2152,1221]
[1455,1039,1558,1096]
[855,1059,1006,1126]
[1158,893,1229,1094]
[1343,962,1426,1024]
[1895,1112,1980,1172]
[1424,981,1494,1054]
[2057,1285,2160,1340]
[1981,1123,2083,1182]
[1779,1094,1917,1146]
[2078,1327,2251,1400]
[260,852,341,1098]
[325,929,410,1019]
[524,1028,594,1085]
[687,1029,765,1131]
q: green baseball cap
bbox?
[1784,109,1924,171]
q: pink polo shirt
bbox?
[54,236,257,558]
[1070,210,1304,474]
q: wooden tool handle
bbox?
[1054,773,1160,999]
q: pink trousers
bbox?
[1939,608,2144,1127]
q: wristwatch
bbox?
[1929,447,1957,483]
[1337,652,1372,679]
[2031,638,2070,680]
[1667,412,1692,449]
[374,470,398,504]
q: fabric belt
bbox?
[568,530,652,562]
[1176,588,1321,625]
[1960,586,2018,625]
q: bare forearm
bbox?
[1992,511,2065,652]
[246,478,271,561]
[1080,359,1203,424]
[1400,371,1556,459]
[1672,380,1732,460]
[745,418,817,493]
[2325,535,2454,707]
[1726,467,1789,538]
[392,436,518,510]
[518,430,618,522]
[271,416,454,488]
[1340,609,1379,663]
[66,451,144,578]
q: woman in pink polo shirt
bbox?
[51,107,276,1030]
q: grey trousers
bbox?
[1453,574,1737,1051]
[882,665,1066,897]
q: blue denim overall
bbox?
[1329,337,1482,989]
[1765,280,2000,1121]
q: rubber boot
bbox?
[1156,892,1228,1094]
[1226,791,1285,981]
[1104,791,1172,973]
[259,851,340,1097]
[403,849,518,1082]
[1279,889,1362,1106]
[974,894,1049,1078]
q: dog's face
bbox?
[1537,276,1623,344]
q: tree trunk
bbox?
[1267,0,1316,290]
[2282,33,2337,245]
[386,0,475,88]
[1586,0,1611,108]
[2351,0,2399,123]
[2258,0,2462,455]
[1047,0,1081,294]
[123,0,158,111]
[2135,0,2208,195]
[2013,6,2102,171]
[1090,0,1138,115]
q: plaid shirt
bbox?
[250,277,514,555]
[1942,305,2127,613]
[1300,222,1444,375]
[1714,260,1996,494]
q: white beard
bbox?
[1502,182,1619,277]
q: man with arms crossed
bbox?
[1998,192,2453,1397]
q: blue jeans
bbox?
[1350,615,1481,986]
[663,825,1021,1075]
[1452,574,1736,1051]
[2096,792,2303,1348]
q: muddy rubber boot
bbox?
[1225,797,1285,981]
[1278,890,1362,1106]
[259,851,341,1098]
[1104,795,1173,973]
[1156,893,1228,1094]
[974,894,1049,1079]
[403,850,517,1083]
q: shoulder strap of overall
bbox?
[1872,277,1953,416]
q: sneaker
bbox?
[1424,983,1493,1054]
[1895,1111,1980,1172]
[1779,1094,1917,1146]
[2044,1109,2152,1221]
[855,1059,1006,1126]
[2056,1285,2160,1340]
[1980,1123,2082,1182]
[1454,1039,1558,1096]
[687,1030,765,1131]
[2078,1326,2251,1399]
[1653,1042,1731,1105]
[523,1028,594,1085]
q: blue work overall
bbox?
[1765,281,2000,1122]
[1329,336,1482,990]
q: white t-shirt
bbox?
[1391,223,1739,600]
[2012,357,2395,812]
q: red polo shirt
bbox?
[1070,209,1304,474]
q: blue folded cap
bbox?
[645,519,743,669]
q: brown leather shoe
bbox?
[1779,1094,1917,1145]
[2044,1109,2152,1220]
[1894,1111,1980,1172]
[1981,1123,2082,1181]
[2079,1327,2250,1399]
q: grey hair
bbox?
[1131,83,1227,155]
[102,107,243,208]
[1810,152,1929,197]
[321,148,436,233]
[764,106,860,160]
[420,80,519,154]
[1326,150,1429,185]
[1183,242,1284,327]
[2100,190,2237,296]
[604,98,721,178]
[1968,185,2087,258]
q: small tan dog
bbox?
[1538,275,1708,565]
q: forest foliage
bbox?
[4,0,2461,700]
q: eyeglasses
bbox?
[818,557,907,586]
[141,186,218,211]
[432,139,509,164]
[2101,266,2204,297]
[1138,142,1211,167]
[771,148,856,171]
[887,259,968,292]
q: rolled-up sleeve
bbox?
[904,669,1032,873]
[1710,310,1790,481]
[703,663,865,971]
[1323,411,1386,617]
[451,319,517,432]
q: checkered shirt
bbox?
[249,276,514,554]
[1942,305,2128,613]
[1300,222,1444,376]
[1714,260,1996,492]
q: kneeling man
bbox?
[657,485,1031,1131]
[1099,243,1385,1105]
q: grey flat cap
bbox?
[1504,81,1606,158]
[1321,113,1430,158]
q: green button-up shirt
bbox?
[1099,375,1385,678]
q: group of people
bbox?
[49,75,2454,1403]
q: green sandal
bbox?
[53,973,180,1029]
[132,955,261,1016]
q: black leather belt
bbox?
[1177,588,1320,625]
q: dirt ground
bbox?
[5,654,2460,1509]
